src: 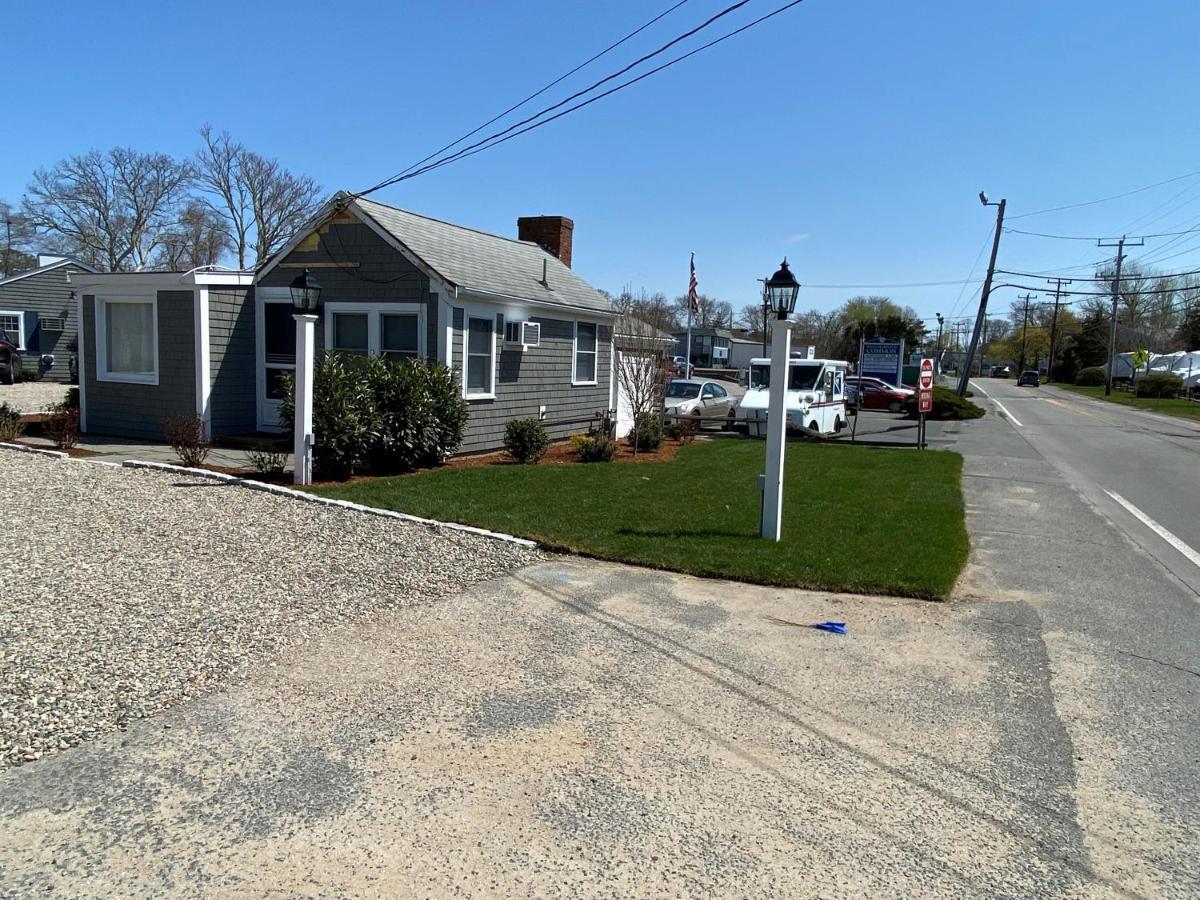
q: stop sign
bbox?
[919,358,934,390]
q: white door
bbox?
[257,297,296,431]
[614,351,654,438]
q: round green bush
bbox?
[631,411,663,451]
[1075,367,1106,387]
[1134,372,1183,398]
[901,386,985,420]
[576,435,615,462]
[504,417,550,464]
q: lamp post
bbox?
[760,259,800,542]
[289,268,322,485]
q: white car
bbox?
[663,378,735,425]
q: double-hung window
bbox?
[466,316,495,397]
[0,312,24,350]
[573,321,597,385]
[97,298,157,384]
[382,314,420,360]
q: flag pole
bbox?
[686,252,695,377]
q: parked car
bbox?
[1017,370,1040,387]
[0,336,21,385]
[663,378,735,425]
[845,376,910,413]
[989,365,1011,378]
[666,356,693,378]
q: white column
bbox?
[293,313,317,486]
[761,317,792,541]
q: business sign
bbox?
[861,338,905,387]
[919,358,934,391]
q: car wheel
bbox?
[723,407,736,431]
[888,400,903,413]
[833,416,843,433]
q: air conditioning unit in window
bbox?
[40,317,66,332]
[504,320,540,348]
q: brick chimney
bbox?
[518,216,574,268]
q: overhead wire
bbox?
[1006,169,1200,221]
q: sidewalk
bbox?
[20,433,287,469]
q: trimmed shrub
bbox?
[630,411,663,451]
[1076,367,1106,387]
[279,354,469,481]
[576,435,616,462]
[504,417,549,464]
[0,403,24,442]
[901,387,985,420]
[247,441,288,476]
[44,403,80,449]
[1134,372,1183,398]
[14,367,41,383]
[663,417,698,443]
[164,415,211,467]
[63,387,80,409]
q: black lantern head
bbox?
[766,259,800,320]
[289,268,322,314]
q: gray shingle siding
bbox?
[0,263,90,382]
[208,288,256,436]
[82,291,196,439]
[457,315,612,454]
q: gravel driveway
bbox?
[0,452,539,768]
[0,381,70,415]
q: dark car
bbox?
[989,365,1011,378]
[0,336,22,385]
[846,376,911,413]
[1017,370,1040,387]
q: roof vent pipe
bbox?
[542,257,549,288]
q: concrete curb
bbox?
[0,442,68,460]
[120,460,539,550]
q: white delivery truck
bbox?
[738,356,850,437]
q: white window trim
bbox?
[322,302,427,359]
[463,313,497,400]
[95,296,159,385]
[572,319,599,386]
[0,310,25,351]
[255,290,295,433]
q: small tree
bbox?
[614,303,670,457]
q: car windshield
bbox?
[666,382,701,399]
[750,363,823,391]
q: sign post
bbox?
[917,358,934,449]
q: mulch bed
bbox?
[205,436,697,489]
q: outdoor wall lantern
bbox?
[765,259,800,320]
[289,268,323,313]
[289,268,322,486]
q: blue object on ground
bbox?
[812,621,846,635]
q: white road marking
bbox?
[1105,490,1200,572]
[970,382,1023,427]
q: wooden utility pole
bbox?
[959,194,1007,396]
[1045,277,1072,381]
[1017,292,1037,372]
[1099,236,1143,395]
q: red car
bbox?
[847,376,912,413]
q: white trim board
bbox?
[195,286,212,437]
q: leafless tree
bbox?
[737,302,768,339]
[614,292,671,456]
[154,201,232,271]
[1,200,36,276]
[675,293,733,329]
[193,126,322,269]
[22,148,192,271]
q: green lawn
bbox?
[312,440,968,599]
[1055,384,1200,421]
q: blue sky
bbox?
[4,0,1197,329]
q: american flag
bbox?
[688,253,699,314]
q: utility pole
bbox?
[1098,236,1143,395]
[1045,277,1072,382]
[934,313,944,373]
[959,193,1007,395]
[3,219,11,278]
[1017,292,1037,372]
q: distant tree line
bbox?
[1,126,322,275]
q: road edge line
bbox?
[969,382,1023,427]
[1104,489,1200,572]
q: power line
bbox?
[363,0,694,190]
[1004,226,1200,242]
[1006,169,1200,221]
[355,0,772,197]
[803,278,986,289]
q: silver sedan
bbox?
[663,378,736,426]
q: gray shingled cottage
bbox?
[0,255,98,382]
[74,193,617,453]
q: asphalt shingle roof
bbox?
[352,195,614,316]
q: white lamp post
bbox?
[760,259,800,542]
[289,268,322,485]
